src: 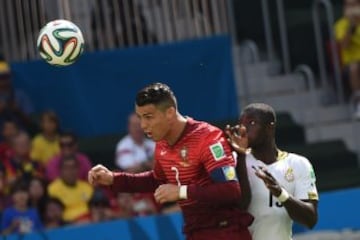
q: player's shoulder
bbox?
[285,152,314,169]
[187,118,222,135]
[116,135,132,148]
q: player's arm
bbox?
[88,164,162,193]
[186,131,242,206]
[281,197,318,229]
[254,159,318,229]
[225,124,251,210]
[234,151,251,209]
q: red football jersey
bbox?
[153,118,245,232]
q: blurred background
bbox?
[0,0,359,239]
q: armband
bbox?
[210,166,238,183]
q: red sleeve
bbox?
[199,128,236,172]
[111,170,161,193]
[187,127,241,205]
[188,181,241,206]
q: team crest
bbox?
[210,142,226,161]
[284,167,294,182]
[179,146,190,167]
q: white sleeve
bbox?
[293,156,319,201]
[115,143,134,170]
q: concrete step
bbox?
[237,73,306,97]
[239,88,325,112]
[291,104,352,126]
[305,121,360,158]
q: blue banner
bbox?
[2,213,184,240]
[11,35,238,137]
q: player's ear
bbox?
[165,106,176,119]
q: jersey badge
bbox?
[284,167,294,182]
[210,142,226,161]
[179,146,190,167]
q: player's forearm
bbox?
[112,170,161,193]
[187,181,241,206]
[236,152,251,209]
[283,198,318,229]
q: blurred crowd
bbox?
[0,61,179,235]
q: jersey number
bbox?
[171,166,181,186]
[269,192,283,208]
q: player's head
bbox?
[239,103,276,148]
[135,82,178,141]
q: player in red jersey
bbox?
[88,82,253,240]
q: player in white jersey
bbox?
[225,103,318,240]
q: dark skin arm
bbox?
[225,125,251,210]
[256,167,318,229]
[226,124,318,229]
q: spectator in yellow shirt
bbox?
[47,155,93,223]
[335,0,360,118]
[31,111,60,165]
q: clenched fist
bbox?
[88,164,114,186]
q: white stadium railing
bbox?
[0,0,235,62]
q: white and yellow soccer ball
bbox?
[37,19,84,66]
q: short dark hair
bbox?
[47,197,65,210]
[41,110,59,127]
[243,103,276,124]
[60,131,78,143]
[10,179,29,195]
[135,82,177,110]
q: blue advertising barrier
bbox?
[11,35,238,137]
[293,187,360,234]
[2,188,360,240]
[2,213,184,240]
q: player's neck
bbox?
[166,114,187,146]
[251,142,278,164]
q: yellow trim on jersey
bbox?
[276,149,288,161]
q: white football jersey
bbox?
[246,150,318,240]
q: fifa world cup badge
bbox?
[179,146,190,167]
[284,168,294,182]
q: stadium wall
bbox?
[2,187,360,240]
[10,35,238,137]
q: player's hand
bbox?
[253,166,282,197]
[154,184,181,204]
[225,124,248,154]
[88,164,114,186]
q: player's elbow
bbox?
[303,213,318,229]
[307,216,318,229]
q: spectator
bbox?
[0,117,20,160]
[42,197,67,229]
[88,188,115,223]
[28,177,48,220]
[2,131,43,187]
[0,60,34,130]
[1,180,43,235]
[47,155,93,224]
[46,131,92,182]
[31,110,60,165]
[114,112,160,217]
[115,112,155,173]
[335,0,360,118]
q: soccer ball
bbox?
[37,19,84,66]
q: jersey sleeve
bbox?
[293,156,319,201]
[199,129,237,181]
